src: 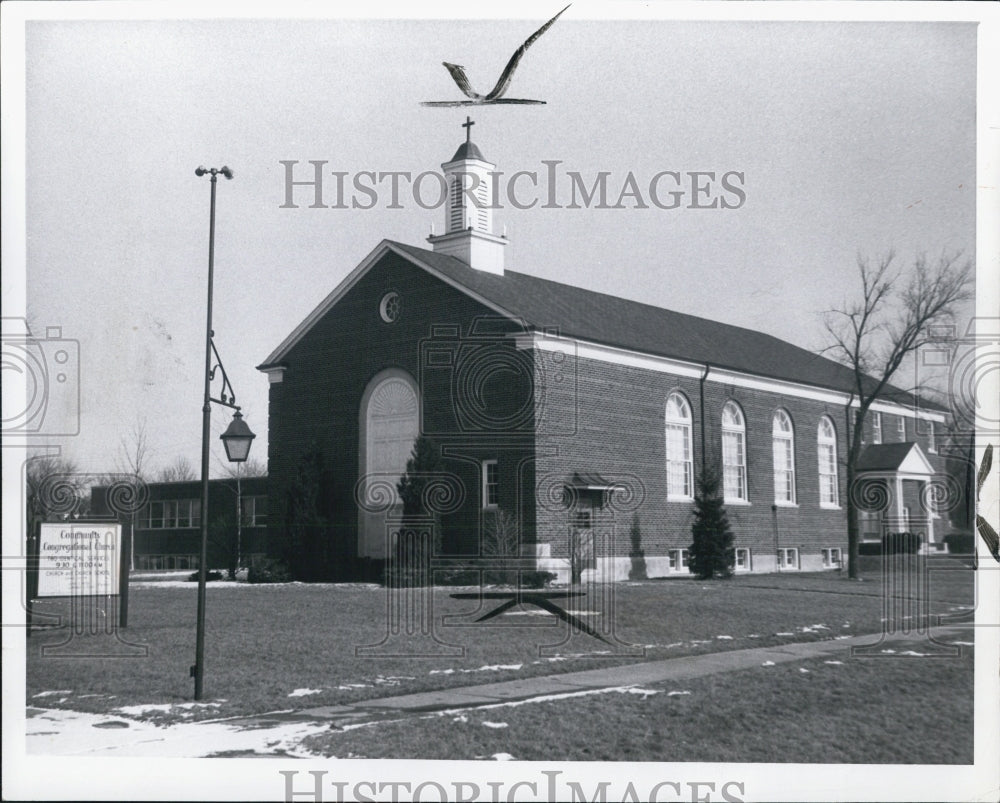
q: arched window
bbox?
[721,402,747,502]
[817,416,839,507]
[665,392,694,499]
[772,409,796,504]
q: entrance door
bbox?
[359,373,418,558]
[570,505,595,584]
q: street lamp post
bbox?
[192,165,255,701]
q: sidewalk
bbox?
[238,623,973,731]
[27,623,972,756]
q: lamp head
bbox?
[220,166,234,180]
[195,166,208,176]
[220,410,255,463]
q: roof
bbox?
[450,141,486,162]
[260,238,945,414]
[855,442,935,475]
[567,471,615,489]
[386,241,943,411]
[855,443,918,472]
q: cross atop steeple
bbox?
[462,115,475,143]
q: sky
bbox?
[7,7,983,478]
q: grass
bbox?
[299,640,974,763]
[25,557,975,724]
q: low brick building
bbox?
[90,476,268,571]
[258,130,951,582]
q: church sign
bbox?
[36,522,121,598]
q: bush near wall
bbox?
[944,532,975,554]
[882,531,922,554]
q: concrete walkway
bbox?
[235,624,972,731]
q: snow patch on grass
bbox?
[288,689,323,697]
[27,707,329,757]
[113,702,222,717]
[715,635,733,640]
[491,752,516,761]
[666,690,691,696]
[33,690,73,698]
[482,721,508,729]
[824,660,844,665]
[762,661,776,666]
[429,664,523,676]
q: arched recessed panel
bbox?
[359,371,419,558]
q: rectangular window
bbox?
[822,547,842,568]
[482,460,499,508]
[735,548,751,571]
[872,412,882,444]
[859,510,881,541]
[665,423,693,498]
[772,437,795,504]
[897,417,906,437]
[818,443,838,506]
[242,496,268,527]
[778,547,799,570]
[668,549,690,572]
[144,499,199,529]
[722,431,747,501]
[928,421,936,453]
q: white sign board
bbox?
[37,523,121,598]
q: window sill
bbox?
[773,501,798,508]
[724,498,751,506]
[667,494,694,503]
[819,503,841,510]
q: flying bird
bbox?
[421,5,570,106]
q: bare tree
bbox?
[25,453,85,536]
[115,417,153,570]
[157,456,197,483]
[116,417,152,479]
[824,250,973,578]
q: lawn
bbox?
[299,639,975,763]
[25,556,976,731]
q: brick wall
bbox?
[534,352,855,578]
[266,250,534,570]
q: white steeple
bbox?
[427,117,506,275]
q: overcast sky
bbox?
[11,8,982,476]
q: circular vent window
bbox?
[379,291,401,323]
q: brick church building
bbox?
[258,127,949,582]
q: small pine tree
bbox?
[396,437,443,517]
[392,437,443,585]
[689,466,736,579]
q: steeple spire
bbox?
[426,121,507,275]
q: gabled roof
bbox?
[855,442,935,475]
[260,239,945,413]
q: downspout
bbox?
[699,363,711,476]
